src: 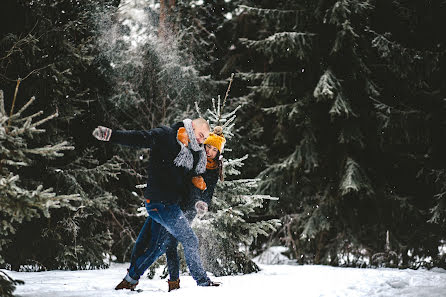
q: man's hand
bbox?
[92,126,112,141]
[195,200,208,216]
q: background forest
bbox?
[1,0,445,295]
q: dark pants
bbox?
[127,202,208,285]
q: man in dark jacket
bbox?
[92,118,219,290]
[123,131,226,291]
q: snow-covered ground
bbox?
[5,262,446,297]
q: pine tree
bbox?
[364,0,446,268]
[147,78,280,278]
[0,270,23,297]
[0,87,78,295]
[192,87,281,275]
[215,0,446,268]
[0,0,126,270]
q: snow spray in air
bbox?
[94,0,205,128]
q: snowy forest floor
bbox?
[5,262,446,297]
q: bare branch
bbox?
[22,64,52,81]
[7,78,22,128]
[0,90,5,115]
[31,111,59,129]
[194,101,202,117]
[17,110,43,123]
[14,96,36,117]
[218,73,235,123]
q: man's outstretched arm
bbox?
[92,125,164,149]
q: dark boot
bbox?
[199,280,221,287]
[168,279,180,292]
[115,279,139,290]
[208,280,221,287]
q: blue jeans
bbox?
[127,202,209,286]
[129,216,153,268]
[164,208,197,280]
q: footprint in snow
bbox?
[386,279,408,289]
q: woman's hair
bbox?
[206,144,224,182]
[215,151,224,182]
[212,126,225,181]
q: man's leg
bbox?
[165,208,196,282]
[129,216,152,267]
[127,218,170,281]
[146,203,211,286]
[116,216,155,290]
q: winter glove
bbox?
[192,176,206,191]
[92,126,112,141]
[177,127,189,146]
[195,200,208,216]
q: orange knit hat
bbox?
[204,126,226,153]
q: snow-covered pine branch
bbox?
[0,86,79,270]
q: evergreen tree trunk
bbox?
[159,0,176,40]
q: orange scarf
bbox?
[206,158,218,170]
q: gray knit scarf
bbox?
[173,119,207,175]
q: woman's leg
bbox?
[165,234,180,281]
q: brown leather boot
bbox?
[168,279,180,292]
[115,279,139,290]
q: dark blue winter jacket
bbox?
[110,122,202,205]
[181,161,219,221]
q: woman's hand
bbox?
[195,200,208,216]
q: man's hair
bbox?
[192,118,210,131]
